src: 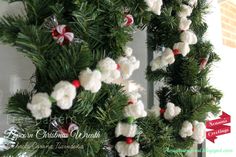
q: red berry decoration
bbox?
[123,14,134,27]
[200,58,208,70]
[52,25,74,45]
[72,80,81,88]
[160,108,166,114]
[126,137,134,144]
[128,101,134,105]
[173,49,181,56]
[117,64,121,70]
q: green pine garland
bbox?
[0,0,222,157]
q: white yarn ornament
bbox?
[149,105,161,118]
[150,56,162,71]
[51,81,76,110]
[179,17,192,31]
[173,42,190,57]
[97,57,120,83]
[150,48,175,71]
[115,141,140,157]
[177,5,193,17]
[79,68,102,93]
[192,121,206,144]
[121,80,143,103]
[144,0,163,15]
[124,46,133,57]
[179,120,206,144]
[163,102,181,121]
[161,48,175,65]
[124,100,147,119]
[179,121,193,138]
[115,122,137,137]
[27,93,52,120]
[117,50,140,79]
[180,30,197,45]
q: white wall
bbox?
[0,1,35,135]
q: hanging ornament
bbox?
[43,15,58,30]
[43,15,79,45]
[68,123,79,135]
[200,55,209,70]
[103,140,116,156]
[51,120,79,138]
[51,120,69,138]
[123,14,134,27]
[51,25,74,45]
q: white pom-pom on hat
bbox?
[27,93,52,120]
[124,100,147,119]
[179,121,193,138]
[116,55,140,79]
[115,141,140,157]
[179,17,192,31]
[178,4,193,17]
[164,102,181,121]
[180,30,197,45]
[144,0,163,15]
[97,57,120,84]
[115,122,137,137]
[79,68,102,93]
[51,81,76,110]
[173,42,190,57]
[192,121,206,144]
